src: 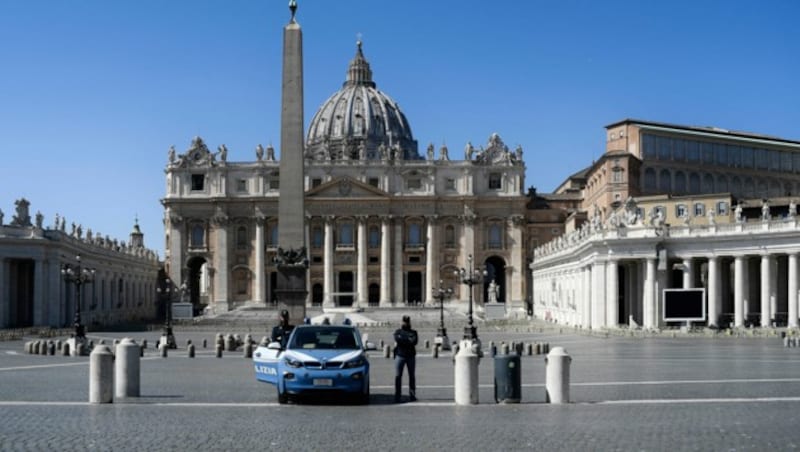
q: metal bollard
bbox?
[188,344,195,358]
[454,339,480,405]
[115,338,140,399]
[244,343,253,359]
[501,343,510,355]
[160,343,168,358]
[89,345,114,404]
[216,344,223,358]
[545,346,571,404]
[384,344,391,359]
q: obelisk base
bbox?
[275,265,307,323]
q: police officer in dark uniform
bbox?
[393,315,418,403]
[271,309,294,348]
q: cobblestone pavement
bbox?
[3,328,800,450]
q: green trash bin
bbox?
[494,354,521,403]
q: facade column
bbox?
[789,253,798,328]
[323,216,334,307]
[213,218,229,311]
[425,216,438,306]
[357,216,368,308]
[707,256,720,328]
[591,260,606,329]
[734,255,745,328]
[167,215,183,286]
[682,258,694,288]
[606,259,618,328]
[393,218,404,304]
[643,258,656,329]
[760,254,772,328]
[379,216,391,307]
[254,216,265,304]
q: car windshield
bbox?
[288,326,360,350]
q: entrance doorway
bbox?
[338,272,354,306]
[8,259,34,328]
[407,271,422,305]
[186,257,207,310]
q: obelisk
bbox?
[274,0,307,321]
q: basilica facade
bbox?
[162,42,529,315]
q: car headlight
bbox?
[284,357,303,368]
[343,356,366,369]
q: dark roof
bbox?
[606,118,800,146]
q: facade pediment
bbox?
[306,176,389,198]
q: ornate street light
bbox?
[454,254,487,340]
[156,278,178,349]
[61,254,95,340]
[432,279,453,350]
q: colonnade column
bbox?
[379,216,391,307]
[591,260,606,329]
[356,216,367,308]
[789,253,798,328]
[425,216,438,306]
[606,259,618,328]
[682,258,694,288]
[393,219,404,305]
[582,266,592,329]
[643,258,656,329]
[707,256,720,328]
[760,255,772,328]
[323,216,334,308]
[33,257,46,325]
[213,217,229,310]
[254,216,265,304]
[734,256,745,328]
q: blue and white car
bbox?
[253,324,370,404]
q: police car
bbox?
[253,324,370,404]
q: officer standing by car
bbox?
[271,309,294,348]
[394,315,418,403]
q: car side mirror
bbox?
[267,342,282,351]
[364,341,377,351]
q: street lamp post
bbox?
[156,278,177,349]
[454,254,487,341]
[432,280,453,350]
[61,254,95,341]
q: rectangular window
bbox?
[489,173,502,190]
[675,204,688,218]
[236,179,248,193]
[445,178,456,191]
[269,179,280,190]
[694,203,705,217]
[612,169,623,183]
[407,178,422,190]
[312,227,323,248]
[717,202,729,215]
[312,178,322,188]
[191,174,205,191]
[368,177,379,187]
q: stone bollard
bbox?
[216,344,223,358]
[424,339,430,349]
[545,346,571,404]
[225,335,235,352]
[244,343,253,359]
[115,338,140,399]
[62,342,70,356]
[501,343,510,355]
[99,340,106,345]
[188,344,195,358]
[76,342,86,357]
[384,344,391,359]
[33,341,40,355]
[48,341,56,356]
[160,343,168,358]
[454,339,481,405]
[89,345,114,404]
[525,343,533,356]
[203,339,207,349]
[24,341,31,354]
[431,344,439,358]
[41,341,50,356]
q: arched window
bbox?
[658,169,671,192]
[702,174,714,194]
[488,223,503,249]
[674,171,686,194]
[689,173,701,193]
[191,225,204,248]
[444,224,456,248]
[717,175,729,193]
[408,223,422,247]
[236,226,248,249]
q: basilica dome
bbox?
[305,42,419,161]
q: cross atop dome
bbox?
[345,39,375,88]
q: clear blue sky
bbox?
[2,0,798,256]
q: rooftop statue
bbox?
[256,144,264,161]
[465,142,474,160]
[439,144,449,161]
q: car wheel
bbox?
[277,386,288,405]
[358,383,370,405]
